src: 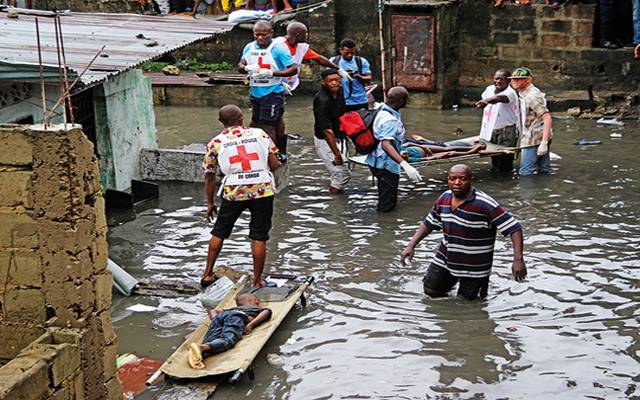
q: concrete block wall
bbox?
[35,0,137,13]
[0,124,121,399]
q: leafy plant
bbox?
[141,58,234,72]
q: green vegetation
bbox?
[141,59,234,72]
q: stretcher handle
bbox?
[229,368,245,383]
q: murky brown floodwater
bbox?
[109,97,640,399]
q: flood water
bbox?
[109,97,640,399]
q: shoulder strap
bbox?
[355,56,363,74]
[331,55,341,65]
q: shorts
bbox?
[250,92,285,126]
[423,264,489,300]
[210,196,274,241]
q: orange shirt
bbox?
[282,38,320,60]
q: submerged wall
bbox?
[95,69,158,191]
[0,124,120,399]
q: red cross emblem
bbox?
[229,145,259,171]
[257,56,271,70]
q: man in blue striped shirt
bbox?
[400,164,526,300]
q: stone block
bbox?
[0,355,50,400]
[101,342,118,380]
[500,45,532,60]
[493,32,520,45]
[541,34,570,48]
[97,311,116,346]
[0,323,45,360]
[0,129,32,166]
[2,288,47,323]
[494,17,534,31]
[0,171,33,208]
[542,20,572,33]
[94,273,113,312]
[575,20,594,35]
[566,5,596,19]
[474,46,498,58]
[50,343,81,387]
[104,377,122,400]
[0,212,38,248]
[0,252,42,287]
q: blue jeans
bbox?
[519,146,552,176]
[201,311,245,357]
[634,0,640,44]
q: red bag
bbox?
[339,108,383,155]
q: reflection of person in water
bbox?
[425,300,522,389]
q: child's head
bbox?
[236,293,260,307]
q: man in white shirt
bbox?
[475,68,520,173]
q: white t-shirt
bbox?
[479,85,520,141]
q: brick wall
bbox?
[457,3,640,103]
[35,0,136,13]
[0,124,120,400]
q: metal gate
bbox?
[391,14,436,91]
[69,87,97,152]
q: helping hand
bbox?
[400,161,423,183]
[244,64,260,75]
[205,203,217,222]
[512,259,527,281]
[332,154,343,166]
[400,246,414,266]
[337,68,353,81]
[253,68,274,79]
[282,81,293,96]
[475,99,488,108]
[537,140,549,156]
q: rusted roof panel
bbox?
[0,8,235,85]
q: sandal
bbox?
[200,276,215,288]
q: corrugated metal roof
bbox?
[384,0,458,7]
[0,8,235,86]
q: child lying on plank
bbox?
[400,141,488,163]
[188,293,272,369]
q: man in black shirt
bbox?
[313,69,350,194]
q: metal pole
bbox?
[377,0,388,101]
[53,15,66,127]
[57,16,74,124]
[35,18,48,128]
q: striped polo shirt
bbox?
[423,187,522,278]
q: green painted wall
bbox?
[94,69,157,191]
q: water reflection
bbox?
[109,102,640,399]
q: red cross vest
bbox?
[274,36,309,91]
[244,41,283,87]
[217,127,273,187]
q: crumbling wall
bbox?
[0,124,121,399]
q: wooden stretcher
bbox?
[348,136,523,168]
[155,274,313,384]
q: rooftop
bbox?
[0,7,235,86]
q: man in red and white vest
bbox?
[274,21,343,92]
[201,105,282,289]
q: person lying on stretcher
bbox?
[188,293,272,369]
[400,136,514,163]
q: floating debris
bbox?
[596,117,624,126]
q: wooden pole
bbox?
[377,0,387,101]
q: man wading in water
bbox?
[400,164,526,300]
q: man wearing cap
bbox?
[475,68,520,173]
[509,67,554,176]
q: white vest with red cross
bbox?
[245,41,283,87]
[217,127,273,187]
[274,36,309,91]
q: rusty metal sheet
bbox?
[0,8,235,86]
[391,14,436,91]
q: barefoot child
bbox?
[189,293,272,369]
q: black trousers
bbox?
[369,166,400,212]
